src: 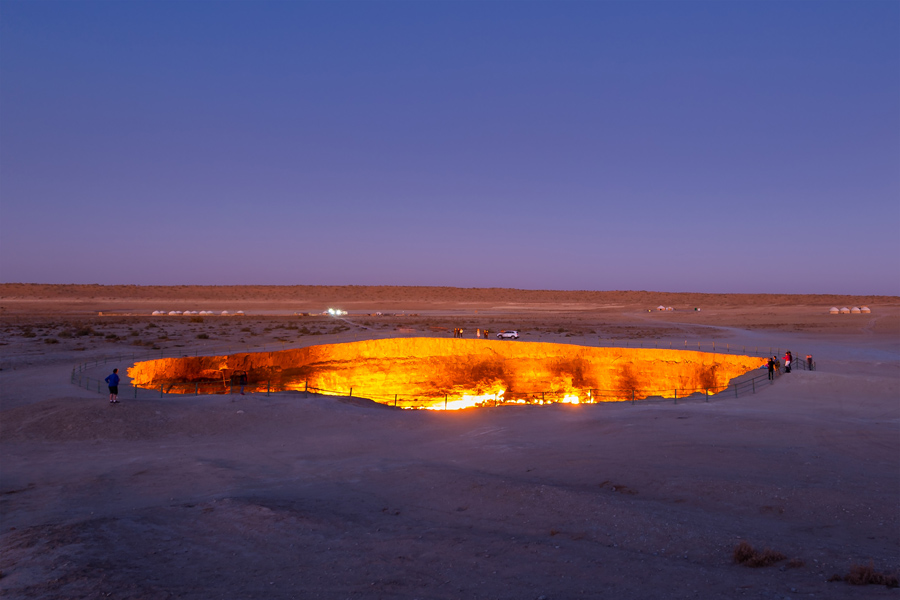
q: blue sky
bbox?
[1,1,898,294]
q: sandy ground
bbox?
[1,285,898,599]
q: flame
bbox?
[128,338,766,409]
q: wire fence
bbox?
[71,350,813,409]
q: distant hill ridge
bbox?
[0,283,894,307]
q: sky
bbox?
[1,1,898,295]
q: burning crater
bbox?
[127,338,765,409]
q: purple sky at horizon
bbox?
[1,1,898,295]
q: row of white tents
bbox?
[150,310,245,316]
[829,306,871,314]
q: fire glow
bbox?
[127,338,766,410]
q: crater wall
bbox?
[128,338,765,408]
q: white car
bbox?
[496,330,519,339]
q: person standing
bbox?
[783,352,792,373]
[767,357,775,380]
[806,354,813,370]
[238,371,248,395]
[105,368,120,404]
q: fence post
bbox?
[349,387,353,397]
[195,382,199,396]
[267,381,270,396]
[674,389,677,404]
[445,395,447,410]
[160,384,163,398]
[305,380,308,392]
[705,388,709,402]
[632,389,635,404]
[394,394,397,407]
[752,379,755,394]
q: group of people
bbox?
[452,328,491,338]
[767,350,812,380]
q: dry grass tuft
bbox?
[732,541,786,568]
[829,563,900,588]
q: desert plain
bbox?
[0,284,898,600]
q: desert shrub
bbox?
[58,330,73,338]
[44,338,59,344]
[196,333,209,339]
[146,323,158,329]
[130,330,139,336]
[241,327,251,332]
[75,327,93,336]
[22,328,36,338]
[733,542,786,568]
[189,316,204,323]
[105,333,119,340]
[787,558,805,569]
[831,563,900,587]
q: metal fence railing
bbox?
[71,352,811,409]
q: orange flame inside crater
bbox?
[127,338,765,409]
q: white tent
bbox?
[656,305,666,311]
[829,307,840,314]
[861,306,871,313]
[839,307,851,314]
[851,307,861,314]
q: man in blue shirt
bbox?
[105,369,120,404]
